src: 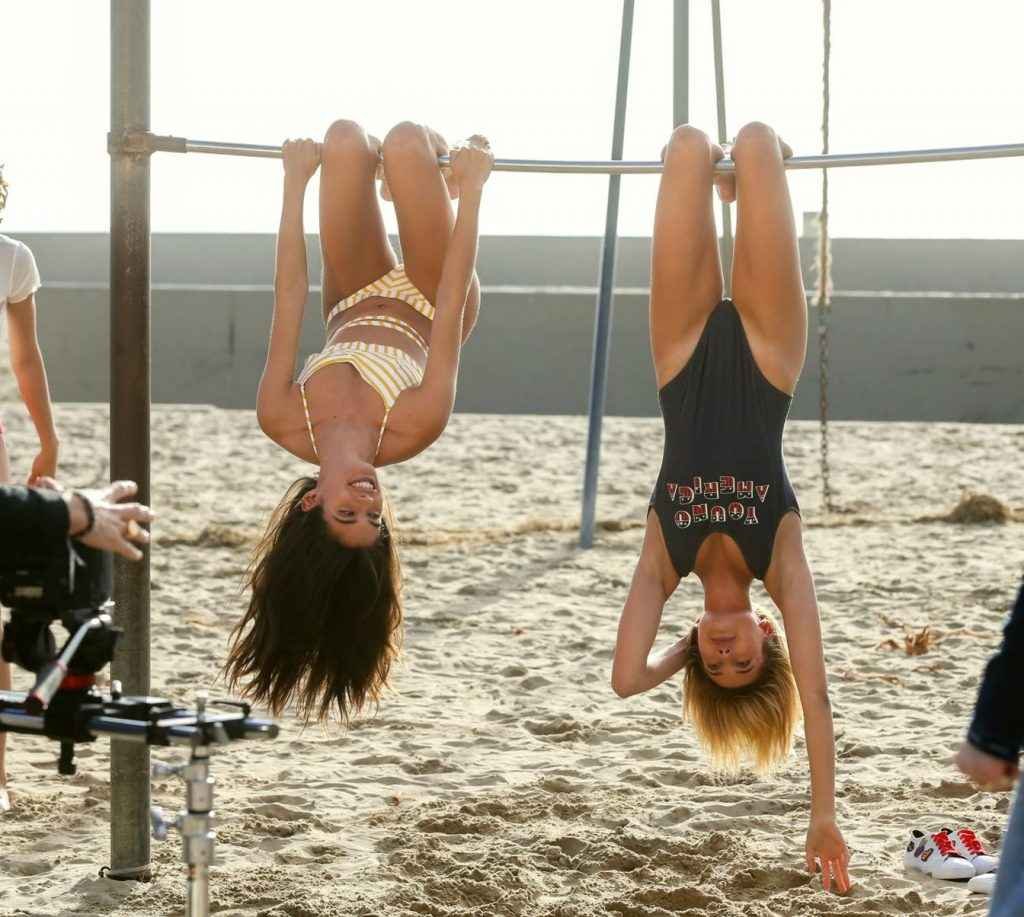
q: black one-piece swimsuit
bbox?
[650,299,800,581]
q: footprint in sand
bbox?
[524,716,583,738]
[2,855,54,877]
[540,775,583,794]
[609,886,723,912]
[925,778,981,799]
[400,758,460,775]
[518,674,554,691]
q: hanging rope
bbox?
[816,0,835,512]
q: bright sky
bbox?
[3,0,1023,238]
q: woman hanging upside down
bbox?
[610,123,850,893]
[225,122,492,723]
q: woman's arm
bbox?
[389,138,492,444]
[256,139,320,436]
[611,517,685,697]
[772,555,836,816]
[6,294,59,482]
[766,518,850,893]
[957,579,1024,789]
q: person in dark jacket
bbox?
[956,579,1023,915]
[1,478,152,811]
[0,479,151,559]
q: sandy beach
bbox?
[0,391,1022,916]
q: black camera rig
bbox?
[0,538,278,917]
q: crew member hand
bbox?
[449,135,493,191]
[282,138,322,185]
[805,816,851,894]
[36,478,153,561]
[955,741,1019,791]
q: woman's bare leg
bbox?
[650,126,725,389]
[381,122,480,341]
[319,120,397,319]
[729,122,807,394]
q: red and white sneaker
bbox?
[904,829,975,880]
[941,827,998,875]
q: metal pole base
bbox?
[102,863,153,882]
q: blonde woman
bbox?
[611,123,850,893]
[0,171,59,486]
[1,168,61,812]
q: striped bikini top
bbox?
[296,265,434,460]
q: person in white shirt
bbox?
[0,167,61,812]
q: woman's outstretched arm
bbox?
[766,518,851,893]
[391,137,492,443]
[257,139,320,436]
[611,518,686,697]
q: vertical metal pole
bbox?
[673,0,690,129]
[579,0,635,548]
[109,0,152,879]
[710,0,733,290]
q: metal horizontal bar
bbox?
[149,134,1024,173]
[448,143,1024,172]
[43,280,1024,300]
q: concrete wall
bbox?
[18,232,1024,291]
[13,233,1024,421]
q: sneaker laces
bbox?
[932,832,962,858]
[956,829,984,856]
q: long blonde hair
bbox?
[680,612,800,773]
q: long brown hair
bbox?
[225,476,402,723]
[680,612,799,773]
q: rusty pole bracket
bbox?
[107,131,187,156]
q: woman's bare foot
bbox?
[658,135,736,202]
[368,134,392,201]
[376,125,458,201]
[712,141,736,203]
[714,134,792,203]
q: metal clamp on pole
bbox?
[107,130,151,157]
[107,130,188,157]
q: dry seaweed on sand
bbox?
[878,625,936,656]
[917,491,1012,524]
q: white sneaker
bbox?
[941,827,999,875]
[904,829,976,880]
[0,787,9,814]
[967,872,997,895]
